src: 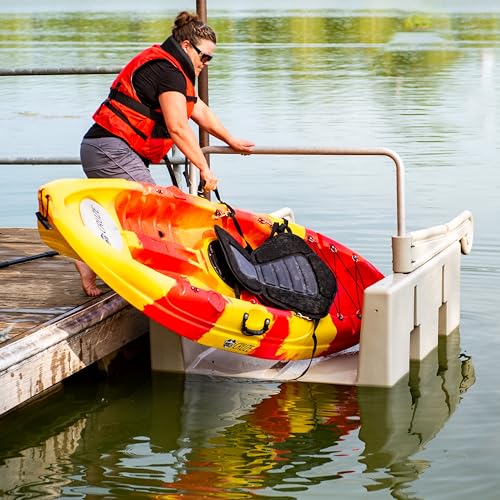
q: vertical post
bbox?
[196,0,210,161]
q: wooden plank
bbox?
[0,228,50,264]
[0,292,148,416]
[0,229,110,342]
[0,308,73,338]
[0,228,151,416]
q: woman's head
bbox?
[172,11,216,45]
[172,11,216,75]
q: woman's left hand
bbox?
[228,138,255,155]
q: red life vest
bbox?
[93,44,197,163]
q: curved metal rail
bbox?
[202,145,406,236]
[0,146,406,235]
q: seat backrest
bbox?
[214,225,337,319]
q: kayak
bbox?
[36,178,383,361]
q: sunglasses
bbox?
[191,42,213,64]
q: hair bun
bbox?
[174,11,199,29]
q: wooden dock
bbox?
[0,228,148,417]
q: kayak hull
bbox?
[37,179,383,361]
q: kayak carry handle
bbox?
[241,312,270,336]
[36,211,52,230]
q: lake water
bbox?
[1,1,500,498]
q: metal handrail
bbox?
[0,157,81,165]
[0,67,122,76]
[0,156,185,165]
[0,146,407,235]
[202,145,406,236]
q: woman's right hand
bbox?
[200,167,218,191]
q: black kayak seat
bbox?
[214,225,337,319]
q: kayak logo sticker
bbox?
[223,339,254,353]
[80,198,123,250]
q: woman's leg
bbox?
[75,137,155,296]
[74,260,102,297]
[80,137,155,183]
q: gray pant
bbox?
[80,137,155,183]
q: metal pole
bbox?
[0,67,122,76]
[196,0,210,151]
[0,157,187,165]
[0,250,58,269]
[196,0,211,199]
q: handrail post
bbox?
[196,0,210,200]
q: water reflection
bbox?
[0,331,474,498]
[358,332,475,497]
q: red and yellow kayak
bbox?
[37,178,383,361]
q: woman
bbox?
[76,11,254,296]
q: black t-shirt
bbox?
[84,36,195,139]
[133,59,186,108]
